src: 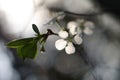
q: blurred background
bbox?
[0,0,120,80]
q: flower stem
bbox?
[55,20,65,30]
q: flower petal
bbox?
[58,30,68,39]
[67,21,81,35]
[74,35,83,45]
[67,21,78,29]
[76,19,85,24]
[65,42,75,54]
[77,27,82,35]
[84,21,95,29]
[55,39,67,50]
[83,27,93,35]
[69,26,77,35]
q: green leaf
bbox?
[17,47,24,59]
[32,24,40,35]
[17,42,38,60]
[22,43,37,59]
[7,37,36,48]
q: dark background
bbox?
[96,0,120,17]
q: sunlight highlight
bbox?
[0,0,34,36]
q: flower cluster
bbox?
[7,11,96,60]
[55,19,95,54]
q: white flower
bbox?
[55,39,67,50]
[67,21,83,45]
[76,19,85,24]
[55,39,76,54]
[56,27,77,54]
[65,42,75,54]
[83,21,95,35]
[67,21,81,35]
[58,30,68,39]
[83,27,93,35]
[84,21,95,29]
[67,21,78,29]
[54,20,95,54]
[74,35,83,45]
